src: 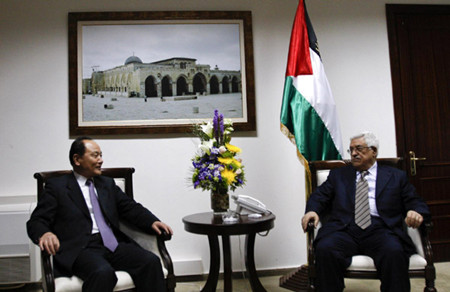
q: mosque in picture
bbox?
[83,55,242,98]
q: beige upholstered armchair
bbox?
[33,168,176,292]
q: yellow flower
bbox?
[218,157,233,165]
[218,157,242,168]
[221,168,236,185]
[225,143,241,153]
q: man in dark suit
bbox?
[301,132,430,292]
[27,136,173,292]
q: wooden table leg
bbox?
[201,234,220,292]
[222,235,232,292]
[245,233,267,292]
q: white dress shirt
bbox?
[73,171,100,233]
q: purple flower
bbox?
[213,110,219,142]
[219,113,224,144]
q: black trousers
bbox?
[72,234,165,292]
[314,217,410,292]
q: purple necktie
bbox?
[86,179,118,252]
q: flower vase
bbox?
[210,188,229,215]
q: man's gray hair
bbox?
[350,131,379,150]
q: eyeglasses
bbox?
[89,152,103,159]
[347,146,372,154]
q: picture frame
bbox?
[68,11,256,135]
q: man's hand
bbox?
[152,221,173,235]
[39,232,60,255]
[301,211,319,232]
[405,210,423,229]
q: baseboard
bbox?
[0,282,41,290]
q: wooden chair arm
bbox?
[416,221,437,289]
[41,250,55,292]
[158,230,172,241]
[157,231,176,291]
[306,219,316,266]
[419,221,435,265]
[306,219,317,291]
[306,219,316,233]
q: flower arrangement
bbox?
[191,110,246,194]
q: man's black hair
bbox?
[69,136,93,166]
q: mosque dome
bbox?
[124,55,143,65]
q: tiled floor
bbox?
[3,262,449,291]
[176,262,450,291]
[176,275,287,292]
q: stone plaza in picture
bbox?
[81,56,244,121]
[82,92,243,121]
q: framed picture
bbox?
[68,11,256,135]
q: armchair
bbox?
[305,158,436,292]
[33,168,176,292]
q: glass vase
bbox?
[210,187,229,215]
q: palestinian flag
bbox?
[280,0,343,171]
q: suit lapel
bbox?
[376,165,392,198]
[66,174,91,220]
[344,166,357,204]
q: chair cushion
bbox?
[347,254,427,272]
[316,170,330,186]
[55,271,134,292]
[114,271,135,291]
[347,255,376,271]
[407,226,425,257]
[409,254,428,270]
[114,178,126,192]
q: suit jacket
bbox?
[305,164,430,251]
[27,173,160,276]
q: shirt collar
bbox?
[367,161,377,176]
[356,162,377,179]
[73,171,89,186]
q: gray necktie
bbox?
[86,179,118,252]
[355,171,371,229]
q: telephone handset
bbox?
[232,194,270,215]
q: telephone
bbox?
[232,194,270,215]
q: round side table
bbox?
[182,212,276,292]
